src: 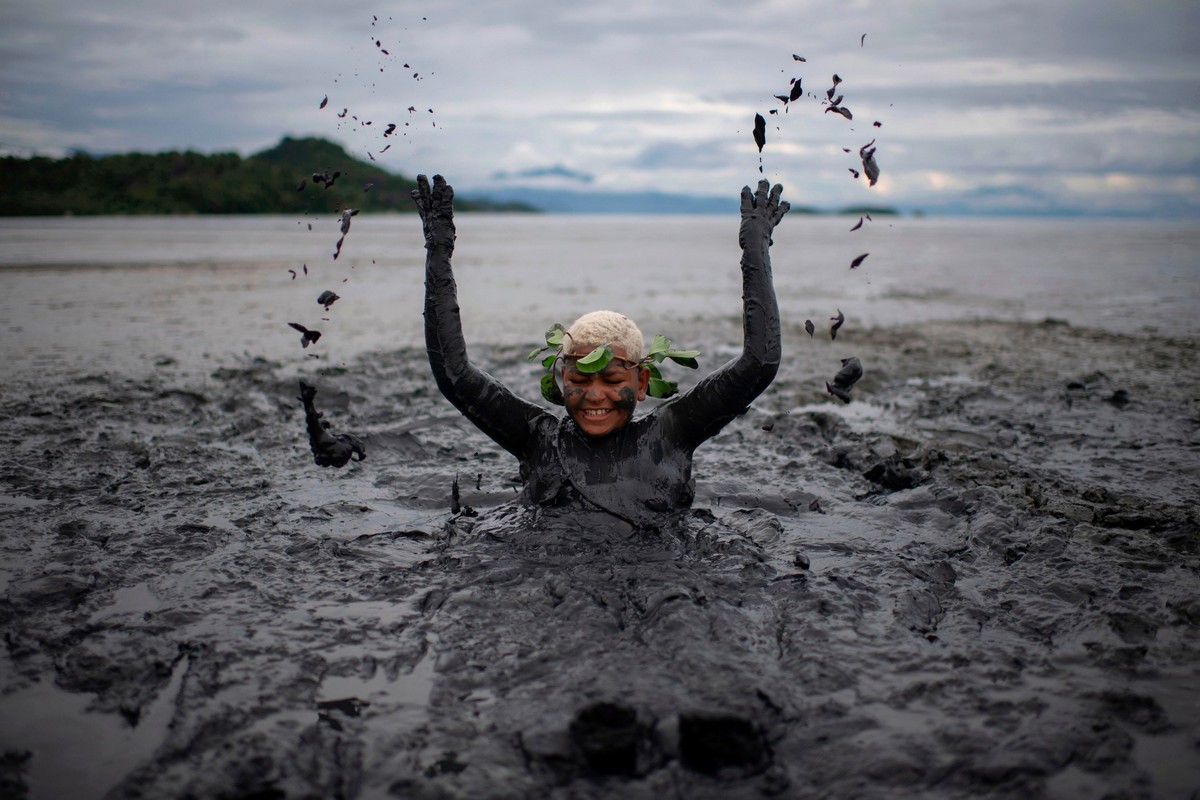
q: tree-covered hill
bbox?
[0,137,530,216]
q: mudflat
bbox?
[1,315,1197,798]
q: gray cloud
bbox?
[491,165,595,183]
[1,0,1197,215]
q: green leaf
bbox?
[667,354,699,369]
[541,353,558,370]
[665,348,700,359]
[647,334,671,356]
[528,346,545,362]
[646,363,663,380]
[545,323,566,347]
[574,345,613,373]
[540,373,565,405]
[648,377,678,399]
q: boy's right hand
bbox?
[411,174,457,252]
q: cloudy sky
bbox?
[2,0,1198,215]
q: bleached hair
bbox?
[563,310,644,362]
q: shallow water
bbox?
[0,215,1198,798]
[1,215,1197,383]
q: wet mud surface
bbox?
[1,319,1198,799]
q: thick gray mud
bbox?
[1,319,1198,799]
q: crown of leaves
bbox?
[528,324,700,406]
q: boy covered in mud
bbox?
[414,174,789,528]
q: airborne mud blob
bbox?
[860,139,881,186]
[825,356,863,403]
[830,308,845,340]
[287,322,321,348]
[317,290,340,310]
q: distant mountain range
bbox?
[0,136,900,216]
[466,186,739,214]
[459,186,903,216]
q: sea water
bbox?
[0,214,1196,382]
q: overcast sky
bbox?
[2,0,1198,215]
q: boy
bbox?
[415,174,788,528]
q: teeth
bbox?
[584,410,610,417]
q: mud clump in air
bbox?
[826,356,863,403]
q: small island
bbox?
[0,137,532,216]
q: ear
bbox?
[636,366,650,401]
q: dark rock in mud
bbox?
[1094,690,1172,733]
[863,456,922,491]
[1107,388,1131,408]
[569,702,653,777]
[0,751,31,800]
[678,712,770,778]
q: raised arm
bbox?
[666,179,788,448]
[414,174,545,458]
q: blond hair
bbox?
[563,310,644,362]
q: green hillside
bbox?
[0,137,530,216]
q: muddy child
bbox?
[414,174,789,528]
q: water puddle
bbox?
[308,596,422,624]
[0,494,48,509]
[0,652,187,800]
[317,635,438,725]
[88,582,162,623]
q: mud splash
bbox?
[1,319,1197,798]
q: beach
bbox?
[0,214,1198,798]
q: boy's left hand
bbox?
[739,179,789,248]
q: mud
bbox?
[1,318,1198,799]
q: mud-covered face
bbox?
[561,345,650,437]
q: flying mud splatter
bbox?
[317,290,340,311]
[825,356,863,403]
[287,322,321,348]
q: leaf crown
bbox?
[528,324,700,406]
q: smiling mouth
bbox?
[582,409,613,418]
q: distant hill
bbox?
[466,186,745,214]
[463,187,899,215]
[0,137,531,216]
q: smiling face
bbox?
[561,345,650,438]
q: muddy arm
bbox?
[414,175,546,458]
[667,180,787,448]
